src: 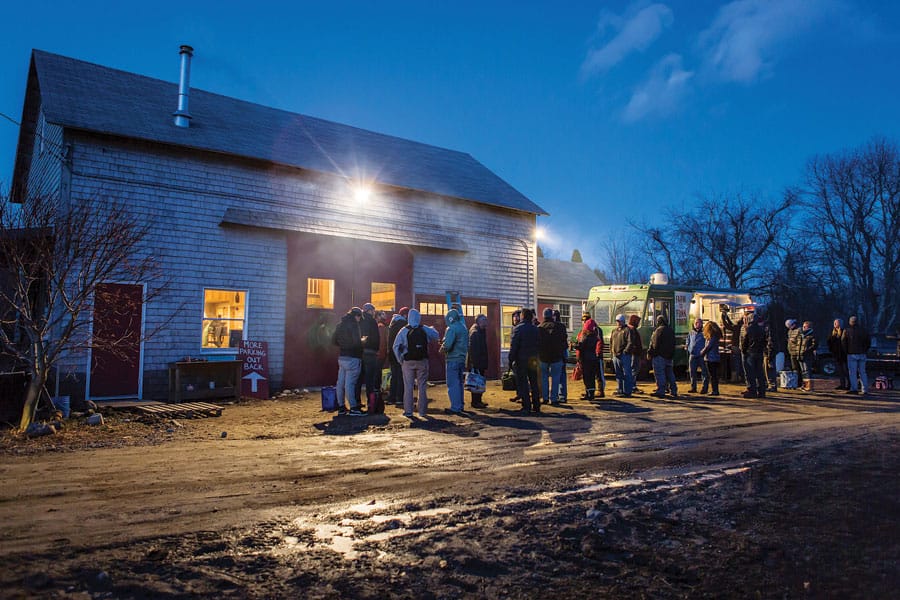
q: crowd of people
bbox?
[330,301,876,417]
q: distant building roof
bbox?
[18,50,546,215]
[537,258,603,302]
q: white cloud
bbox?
[699,0,841,83]
[622,54,693,122]
[581,3,674,77]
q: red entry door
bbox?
[90,283,143,398]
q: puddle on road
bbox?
[278,460,757,560]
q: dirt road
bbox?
[1,381,898,598]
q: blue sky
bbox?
[1,1,898,268]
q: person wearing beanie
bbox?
[609,314,633,397]
[440,308,469,414]
[509,308,541,414]
[648,314,678,399]
[392,309,439,417]
[386,309,409,406]
[331,306,365,416]
[841,315,870,395]
[538,307,568,406]
[467,314,490,409]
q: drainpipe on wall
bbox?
[173,45,193,128]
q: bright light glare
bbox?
[353,185,372,204]
[535,226,546,241]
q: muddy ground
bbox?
[0,378,898,599]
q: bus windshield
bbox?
[590,298,645,325]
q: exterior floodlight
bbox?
[535,226,545,241]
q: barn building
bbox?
[10,47,545,402]
[536,258,603,335]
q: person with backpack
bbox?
[332,306,365,416]
[392,308,439,417]
[440,308,469,415]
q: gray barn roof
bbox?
[18,50,545,215]
[537,258,603,302]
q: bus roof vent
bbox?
[649,273,669,285]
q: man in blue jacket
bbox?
[440,308,469,414]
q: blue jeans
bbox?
[336,356,361,410]
[446,360,465,411]
[742,352,765,394]
[541,360,563,403]
[613,354,634,395]
[688,354,708,391]
[651,355,677,396]
[847,354,868,392]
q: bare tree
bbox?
[0,193,165,430]
[597,232,649,284]
[797,137,900,333]
[633,193,791,289]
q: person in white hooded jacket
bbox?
[392,309,440,417]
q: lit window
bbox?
[202,289,246,349]
[501,305,519,348]
[307,278,335,309]
[371,282,395,312]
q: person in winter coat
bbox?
[466,314,489,408]
[827,319,849,390]
[786,319,804,385]
[609,314,633,397]
[393,309,440,417]
[594,319,606,398]
[740,313,768,398]
[627,314,643,393]
[576,316,600,400]
[648,315,678,398]
[798,321,817,385]
[553,309,570,401]
[386,307,409,406]
[538,308,568,406]
[440,308,469,414]
[509,308,541,414]
[332,307,365,416]
[841,315,870,395]
[685,318,708,393]
[701,320,723,396]
[355,303,381,410]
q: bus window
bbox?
[649,299,671,326]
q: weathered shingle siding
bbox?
[24,108,63,202]
[64,133,535,399]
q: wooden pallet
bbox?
[135,402,223,418]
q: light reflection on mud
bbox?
[279,461,757,559]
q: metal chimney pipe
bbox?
[173,45,193,128]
